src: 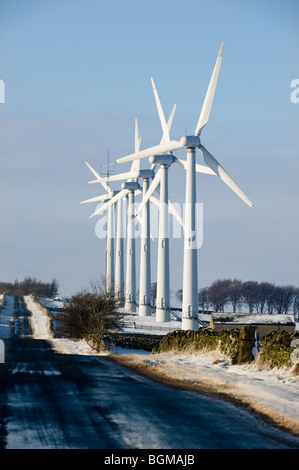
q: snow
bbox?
[24,295,104,356]
[1,295,299,436]
[38,297,65,311]
[211,312,295,325]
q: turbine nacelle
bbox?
[149,154,175,166]
[179,135,200,148]
[121,181,140,191]
[135,169,155,179]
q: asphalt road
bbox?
[0,296,299,449]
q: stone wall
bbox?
[153,326,256,365]
[257,330,298,369]
[153,327,299,370]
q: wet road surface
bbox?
[0,296,299,449]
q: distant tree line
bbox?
[0,277,59,298]
[176,279,299,316]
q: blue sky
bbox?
[0,0,298,297]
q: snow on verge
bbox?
[25,295,52,340]
[24,295,104,356]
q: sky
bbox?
[0,0,298,298]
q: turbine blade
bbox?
[195,163,216,175]
[85,161,101,179]
[89,189,129,219]
[167,104,176,133]
[130,119,141,176]
[175,157,216,175]
[85,161,110,193]
[149,195,160,207]
[173,157,186,169]
[97,171,136,183]
[136,169,162,216]
[135,117,140,153]
[161,103,177,145]
[80,194,109,204]
[151,77,169,142]
[199,144,254,207]
[115,140,183,164]
[194,42,225,136]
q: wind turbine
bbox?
[87,121,145,313]
[114,42,254,330]
[80,162,117,296]
[90,113,178,317]
[133,77,215,324]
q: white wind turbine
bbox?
[89,111,180,317]
[80,162,118,296]
[114,42,254,331]
[96,126,153,316]
[88,121,145,313]
[133,77,214,323]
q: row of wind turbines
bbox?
[81,42,254,331]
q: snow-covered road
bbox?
[24,295,299,437]
[1,294,299,447]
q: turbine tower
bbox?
[114,42,254,330]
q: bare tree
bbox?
[151,282,157,311]
[175,288,183,303]
[174,279,299,316]
[240,281,260,313]
[198,287,210,314]
[293,289,299,320]
[60,280,124,352]
[208,279,231,312]
[0,276,59,297]
[226,279,243,313]
[255,282,275,313]
[272,285,296,314]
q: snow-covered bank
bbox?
[24,295,102,356]
[19,296,299,437]
[25,295,53,340]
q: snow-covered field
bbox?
[1,295,299,437]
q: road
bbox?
[0,296,299,449]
